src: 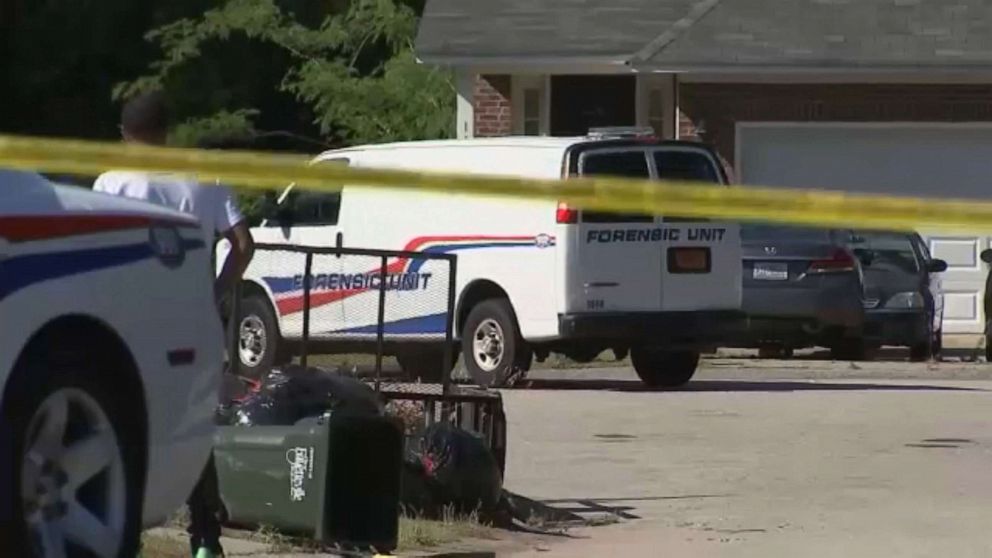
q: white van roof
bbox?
[315,136,587,161]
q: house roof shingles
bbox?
[415,0,992,69]
[414,0,706,61]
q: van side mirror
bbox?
[853,248,873,267]
[927,259,948,273]
[982,249,992,264]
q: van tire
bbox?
[237,294,283,379]
[630,348,699,388]
[397,346,458,383]
[462,299,531,388]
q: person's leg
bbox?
[186,477,205,555]
[199,454,225,554]
[188,456,224,555]
[187,455,224,555]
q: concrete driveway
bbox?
[502,358,992,557]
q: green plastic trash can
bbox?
[213,413,403,552]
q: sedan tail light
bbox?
[808,248,857,274]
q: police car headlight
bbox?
[149,225,186,268]
[884,292,924,310]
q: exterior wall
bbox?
[474,75,513,137]
[678,83,992,167]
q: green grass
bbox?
[142,512,494,557]
[139,533,187,558]
[398,508,497,551]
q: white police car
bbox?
[0,171,224,557]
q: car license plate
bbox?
[753,262,788,281]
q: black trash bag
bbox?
[215,374,262,425]
[399,459,438,516]
[417,423,503,514]
[232,365,382,426]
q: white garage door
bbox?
[738,123,992,334]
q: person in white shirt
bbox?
[93,91,255,302]
[94,90,253,558]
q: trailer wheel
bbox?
[630,348,699,388]
[461,299,531,388]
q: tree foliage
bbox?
[119,0,455,147]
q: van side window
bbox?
[269,157,348,226]
[579,151,653,223]
[283,191,341,225]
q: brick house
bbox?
[415,0,992,337]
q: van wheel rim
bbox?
[473,319,505,372]
[239,315,267,367]
[21,388,126,558]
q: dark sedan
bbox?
[850,231,946,361]
[737,224,867,359]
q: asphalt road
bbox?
[501,358,992,557]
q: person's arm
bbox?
[213,185,254,298]
[215,221,255,296]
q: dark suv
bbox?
[850,231,946,361]
[737,224,867,359]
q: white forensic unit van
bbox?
[237,132,743,387]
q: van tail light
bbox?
[556,201,578,224]
[808,248,857,274]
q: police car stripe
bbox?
[0,214,197,243]
[0,239,204,300]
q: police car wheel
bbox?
[1,350,142,558]
[630,348,699,388]
[462,299,531,388]
[237,295,281,379]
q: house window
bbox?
[512,75,548,135]
[523,89,541,135]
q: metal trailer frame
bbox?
[228,243,507,473]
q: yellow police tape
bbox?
[4,133,992,233]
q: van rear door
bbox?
[569,149,662,312]
[566,144,741,314]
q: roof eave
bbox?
[416,53,632,71]
[631,62,992,74]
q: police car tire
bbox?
[630,348,699,388]
[1,349,143,558]
[462,298,532,388]
[238,295,282,379]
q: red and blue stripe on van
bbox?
[260,234,555,334]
